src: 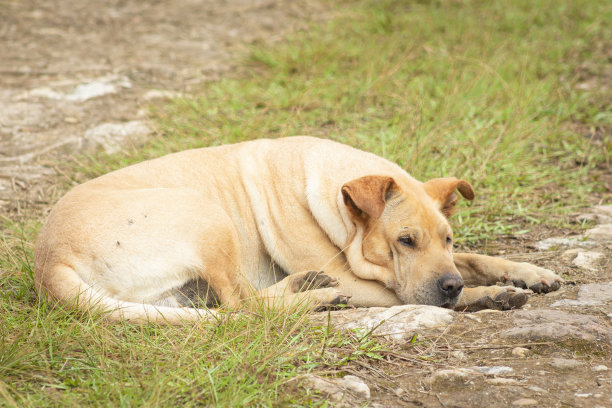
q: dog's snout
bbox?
[437,274,464,299]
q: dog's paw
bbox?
[500,262,563,294]
[460,286,530,312]
[290,271,339,293]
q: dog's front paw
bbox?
[501,262,563,294]
[290,271,339,293]
[460,286,530,312]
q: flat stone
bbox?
[303,374,370,401]
[572,251,603,271]
[593,365,608,372]
[428,368,473,387]
[585,223,612,242]
[512,398,538,406]
[512,347,530,357]
[550,358,583,370]
[472,366,514,376]
[82,121,152,154]
[500,309,611,344]
[18,75,131,102]
[310,305,454,342]
[534,237,596,250]
[551,282,612,307]
[486,378,519,386]
[576,205,612,224]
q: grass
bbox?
[1,0,610,406]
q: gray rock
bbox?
[512,347,530,357]
[82,121,152,154]
[551,282,612,307]
[592,365,608,372]
[550,358,583,370]
[585,223,612,242]
[310,304,454,342]
[534,237,597,250]
[303,374,370,401]
[428,368,473,387]
[572,251,603,271]
[486,378,519,386]
[576,205,612,224]
[500,309,611,343]
[472,366,514,376]
[512,398,539,406]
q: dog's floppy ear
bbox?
[341,176,397,220]
[424,177,474,217]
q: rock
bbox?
[592,365,608,372]
[528,385,547,393]
[18,75,131,102]
[472,366,514,376]
[512,398,538,406]
[572,251,603,271]
[428,368,473,387]
[550,358,583,370]
[303,374,370,401]
[576,205,612,224]
[585,223,612,242]
[534,237,596,250]
[512,347,530,357]
[486,378,519,386]
[551,282,612,307]
[500,309,611,344]
[82,121,152,154]
[310,305,454,342]
[143,89,182,101]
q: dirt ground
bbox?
[1,1,611,407]
[0,0,322,216]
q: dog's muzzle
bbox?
[437,273,464,307]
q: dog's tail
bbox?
[35,264,218,325]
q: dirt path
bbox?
[0,0,321,215]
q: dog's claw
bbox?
[291,271,338,293]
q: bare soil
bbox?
[0,0,322,216]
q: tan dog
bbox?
[35,137,562,323]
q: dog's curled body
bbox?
[35,137,562,323]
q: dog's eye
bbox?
[446,236,452,245]
[398,236,414,248]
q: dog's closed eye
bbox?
[398,236,415,248]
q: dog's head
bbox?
[341,175,474,308]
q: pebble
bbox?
[528,386,547,393]
[451,350,466,360]
[512,398,538,406]
[512,347,530,357]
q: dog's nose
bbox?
[437,274,464,299]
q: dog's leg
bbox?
[453,253,563,293]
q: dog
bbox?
[35,137,562,323]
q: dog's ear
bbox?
[341,176,397,220]
[424,177,474,217]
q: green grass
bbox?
[1,0,610,406]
